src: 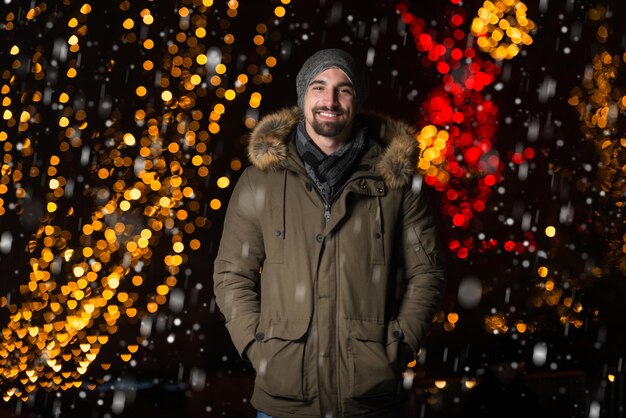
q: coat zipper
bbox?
[323,202,331,224]
[334,226,343,417]
[298,170,377,415]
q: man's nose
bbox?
[321,88,338,107]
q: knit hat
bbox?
[296,48,368,111]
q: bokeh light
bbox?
[0,0,290,403]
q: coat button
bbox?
[274,230,282,237]
[377,187,383,193]
[392,330,404,340]
[255,332,265,341]
[414,245,421,252]
[374,232,382,239]
[316,234,323,243]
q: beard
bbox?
[310,107,349,138]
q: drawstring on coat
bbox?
[280,169,287,239]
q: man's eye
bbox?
[340,89,353,94]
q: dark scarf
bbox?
[295,118,367,203]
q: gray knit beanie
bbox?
[296,48,368,111]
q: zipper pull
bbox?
[323,203,331,224]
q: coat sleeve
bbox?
[396,183,446,353]
[213,168,265,360]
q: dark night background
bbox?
[0,0,625,417]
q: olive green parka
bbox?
[213,107,446,417]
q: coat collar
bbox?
[247,107,419,189]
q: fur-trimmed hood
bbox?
[247,107,419,189]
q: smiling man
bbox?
[214,49,446,417]
[304,67,355,151]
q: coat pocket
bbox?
[347,320,400,399]
[264,231,284,264]
[263,199,285,264]
[253,317,309,400]
[386,319,415,367]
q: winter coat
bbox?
[213,107,446,417]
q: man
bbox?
[213,49,446,418]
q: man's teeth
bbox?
[319,112,338,117]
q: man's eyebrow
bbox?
[337,81,354,88]
[309,80,354,88]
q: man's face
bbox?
[303,68,356,140]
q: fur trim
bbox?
[247,107,301,171]
[247,107,418,188]
[375,118,418,189]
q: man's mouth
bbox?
[316,110,342,119]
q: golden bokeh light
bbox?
[210,199,221,210]
[0,0,291,402]
[471,0,536,60]
[274,6,286,17]
[568,16,626,274]
[416,125,450,184]
[217,177,230,188]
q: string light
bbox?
[399,1,535,257]
[0,0,291,401]
[569,31,626,274]
[471,0,536,60]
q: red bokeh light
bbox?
[484,174,496,186]
[523,147,535,159]
[437,62,451,74]
[450,14,463,26]
[399,0,510,259]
